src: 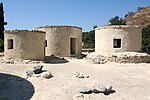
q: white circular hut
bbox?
[95,25,142,54]
[36,25,82,57]
[4,30,45,60]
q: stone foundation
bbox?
[86,52,150,64]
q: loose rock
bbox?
[79,87,92,94]
[33,65,43,74]
[106,85,113,93]
[26,70,34,77]
[73,72,89,78]
[92,85,107,93]
[41,71,53,79]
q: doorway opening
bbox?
[70,38,76,54]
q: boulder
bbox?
[41,71,53,79]
[33,65,43,74]
[92,85,107,93]
[106,85,113,93]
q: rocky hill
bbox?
[125,6,150,27]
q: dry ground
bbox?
[0,59,150,100]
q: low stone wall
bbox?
[107,52,150,63]
[85,52,150,64]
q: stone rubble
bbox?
[79,85,113,94]
[0,58,43,64]
[85,52,150,64]
[25,65,53,79]
[73,72,89,78]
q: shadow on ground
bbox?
[44,55,69,64]
[0,73,35,100]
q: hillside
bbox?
[125,6,150,27]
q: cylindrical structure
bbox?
[36,25,82,57]
[95,25,142,54]
[4,30,46,60]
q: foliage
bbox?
[124,12,135,18]
[0,39,4,52]
[137,7,144,11]
[0,2,7,52]
[0,2,4,40]
[82,30,95,48]
[142,25,150,53]
[0,3,4,52]
[108,16,126,25]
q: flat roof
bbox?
[95,25,141,30]
[36,25,82,30]
[4,30,46,34]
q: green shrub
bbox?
[0,39,4,52]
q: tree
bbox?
[137,7,144,11]
[108,16,126,25]
[93,25,98,29]
[142,25,150,53]
[0,2,4,40]
[82,30,95,48]
[0,2,7,51]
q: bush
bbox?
[142,25,150,53]
[82,30,95,48]
[0,39,4,52]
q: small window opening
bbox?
[8,39,13,49]
[45,40,47,47]
[113,39,121,48]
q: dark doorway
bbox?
[113,39,121,48]
[8,39,13,49]
[45,40,47,47]
[70,38,76,54]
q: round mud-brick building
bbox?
[36,25,82,57]
[4,30,46,60]
[95,25,142,54]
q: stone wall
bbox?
[95,25,142,54]
[36,25,82,57]
[4,30,45,60]
[86,52,150,64]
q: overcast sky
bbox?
[1,0,150,31]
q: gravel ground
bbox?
[0,59,150,100]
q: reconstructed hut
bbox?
[95,25,142,54]
[4,30,45,60]
[36,25,82,57]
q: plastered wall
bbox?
[4,30,45,60]
[95,25,142,54]
[37,26,82,57]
